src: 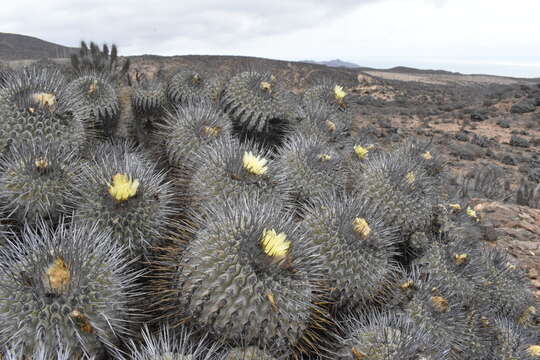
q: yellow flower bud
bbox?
[108,173,140,201]
[242,151,268,175]
[260,229,290,259]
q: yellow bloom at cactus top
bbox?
[32,92,56,108]
[352,217,371,238]
[334,85,347,102]
[242,151,268,175]
[466,206,477,219]
[422,151,433,160]
[527,345,540,357]
[406,171,416,185]
[354,145,369,160]
[108,173,140,201]
[45,258,70,292]
[260,229,290,258]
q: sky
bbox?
[2,0,540,78]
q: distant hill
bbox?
[302,59,360,69]
[0,33,77,61]
[385,66,461,76]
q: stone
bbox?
[510,99,536,114]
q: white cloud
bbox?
[2,0,540,76]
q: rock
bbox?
[529,167,540,183]
[470,109,488,121]
[510,135,530,148]
[510,99,536,114]
[471,200,540,291]
[470,133,491,148]
[497,119,511,128]
[501,154,517,166]
[449,142,483,160]
[455,131,469,142]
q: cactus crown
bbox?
[334,85,347,102]
[260,228,290,259]
[352,217,371,238]
[108,173,140,202]
[242,151,268,175]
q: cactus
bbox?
[0,66,87,151]
[393,138,447,179]
[0,141,83,225]
[186,136,290,211]
[221,71,296,146]
[335,310,434,360]
[156,193,325,358]
[294,99,352,146]
[458,163,512,202]
[167,69,217,106]
[132,77,168,115]
[70,40,130,81]
[516,177,540,209]
[127,323,221,360]
[159,101,232,170]
[72,140,174,257]
[131,77,168,146]
[349,149,439,235]
[396,277,470,360]
[0,60,12,86]
[491,316,540,360]
[303,81,351,112]
[473,247,538,325]
[301,192,400,309]
[223,346,277,360]
[65,72,120,137]
[275,133,346,207]
[0,220,141,358]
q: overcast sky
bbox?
[2,0,540,77]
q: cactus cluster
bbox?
[70,40,130,81]
[167,69,219,106]
[0,66,87,151]
[72,140,174,257]
[0,42,537,360]
[65,72,120,137]
[0,141,82,225]
[0,221,140,358]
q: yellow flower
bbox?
[242,151,268,175]
[34,158,49,170]
[202,126,221,137]
[431,296,449,313]
[108,173,140,201]
[260,229,290,258]
[353,145,369,160]
[325,120,336,132]
[45,258,70,292]
[454,253,469,265]
[334,85,347,103]
[318,154,332,162]
[406,171,416,185]
[422,151,433,160]
[88,79,99,94]
[352,217,371,238]
[527,345,540,357]
[449,203,461,212]
[32,92,56,108]
[466,206,477,219]
[260,81,272,93]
